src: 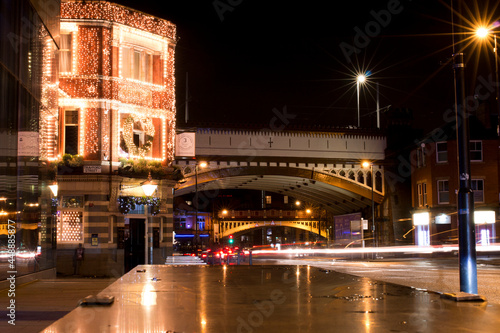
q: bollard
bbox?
[249,250,252,265]
[237,252,241,265]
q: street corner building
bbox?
[42,1,178,276]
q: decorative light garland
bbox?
[61,2,176,41]
[40,1,177,164]
[122,116,155,157]
[57,211,83,242]
[118,196,160,215]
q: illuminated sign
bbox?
[435,214,451,225]
[413,212,430,226]
[474,211,495,224]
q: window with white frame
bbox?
[436,142,448,163]
[471,179,484,203]
[417,148,423,167]
[122,47,153,83]
[417,183,423,207]
[437,180,449,204]
[59,33,72,73]
[423,183,427,206]
[469,141,483,161]
[417,183,427,207]
[416,146,426,168]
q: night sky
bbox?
[114,0,499,132]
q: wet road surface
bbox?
[42,265,500,333]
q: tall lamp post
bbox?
[452,1,477,295]
[194,161,207,251]
[362,161,376,247]
[141,172,157,265]
[356,74,366,128]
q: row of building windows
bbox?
[59,33,157,84]
[417,179,484,206]
[417,140,483,167]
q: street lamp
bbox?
[220,209,228,244]
[194,161,207,251]
[362,161,376,247]
[356,74,366,128]
[141,172,157,265]
[49,183,58,197]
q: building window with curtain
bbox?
[59,33,72,73]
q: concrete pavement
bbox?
[2,260,500,332]
[0,277,116,333]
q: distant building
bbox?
[173,209,212,251]
[410,117,499,246]
[40,1,177,276]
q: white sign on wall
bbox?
[18,132,39,156]
[175,132,195,157]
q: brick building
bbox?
[411,117,499,246]
[40,1,178,276]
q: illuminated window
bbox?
[436,142,447,163]
[198,218,205,231]
[57,211,83,242]
[469,141,482,161]
[59,33,72,73]
[266,195,272,204]
[122,47,153,83]
[64,110,79,155]
[437,180,449,204]
[283,196,288,204]
[471,179,484,203]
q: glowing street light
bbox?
[48,184,58,197]
[356,74,367,128]
[476,27,489,38]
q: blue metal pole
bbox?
[453,46,478,293]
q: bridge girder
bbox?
[174,166,383,215]
[219,220,328,239]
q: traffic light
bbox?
[228,235,234,244]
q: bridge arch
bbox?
[174,165,384,215]
[218,219,328,239]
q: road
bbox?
[254,255,500,305]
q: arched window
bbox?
[375,171,383,192]
[357,171,364,184]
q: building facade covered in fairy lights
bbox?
[42,1,178,276]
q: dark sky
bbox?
[115,0,499,131]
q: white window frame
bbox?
[436,142,448,163]
[471,179,484,203]
[423,183,427,206]
[437,180,450,204]
[59,33,73,73]
[417,183,423,207]
[469,140,483,162]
